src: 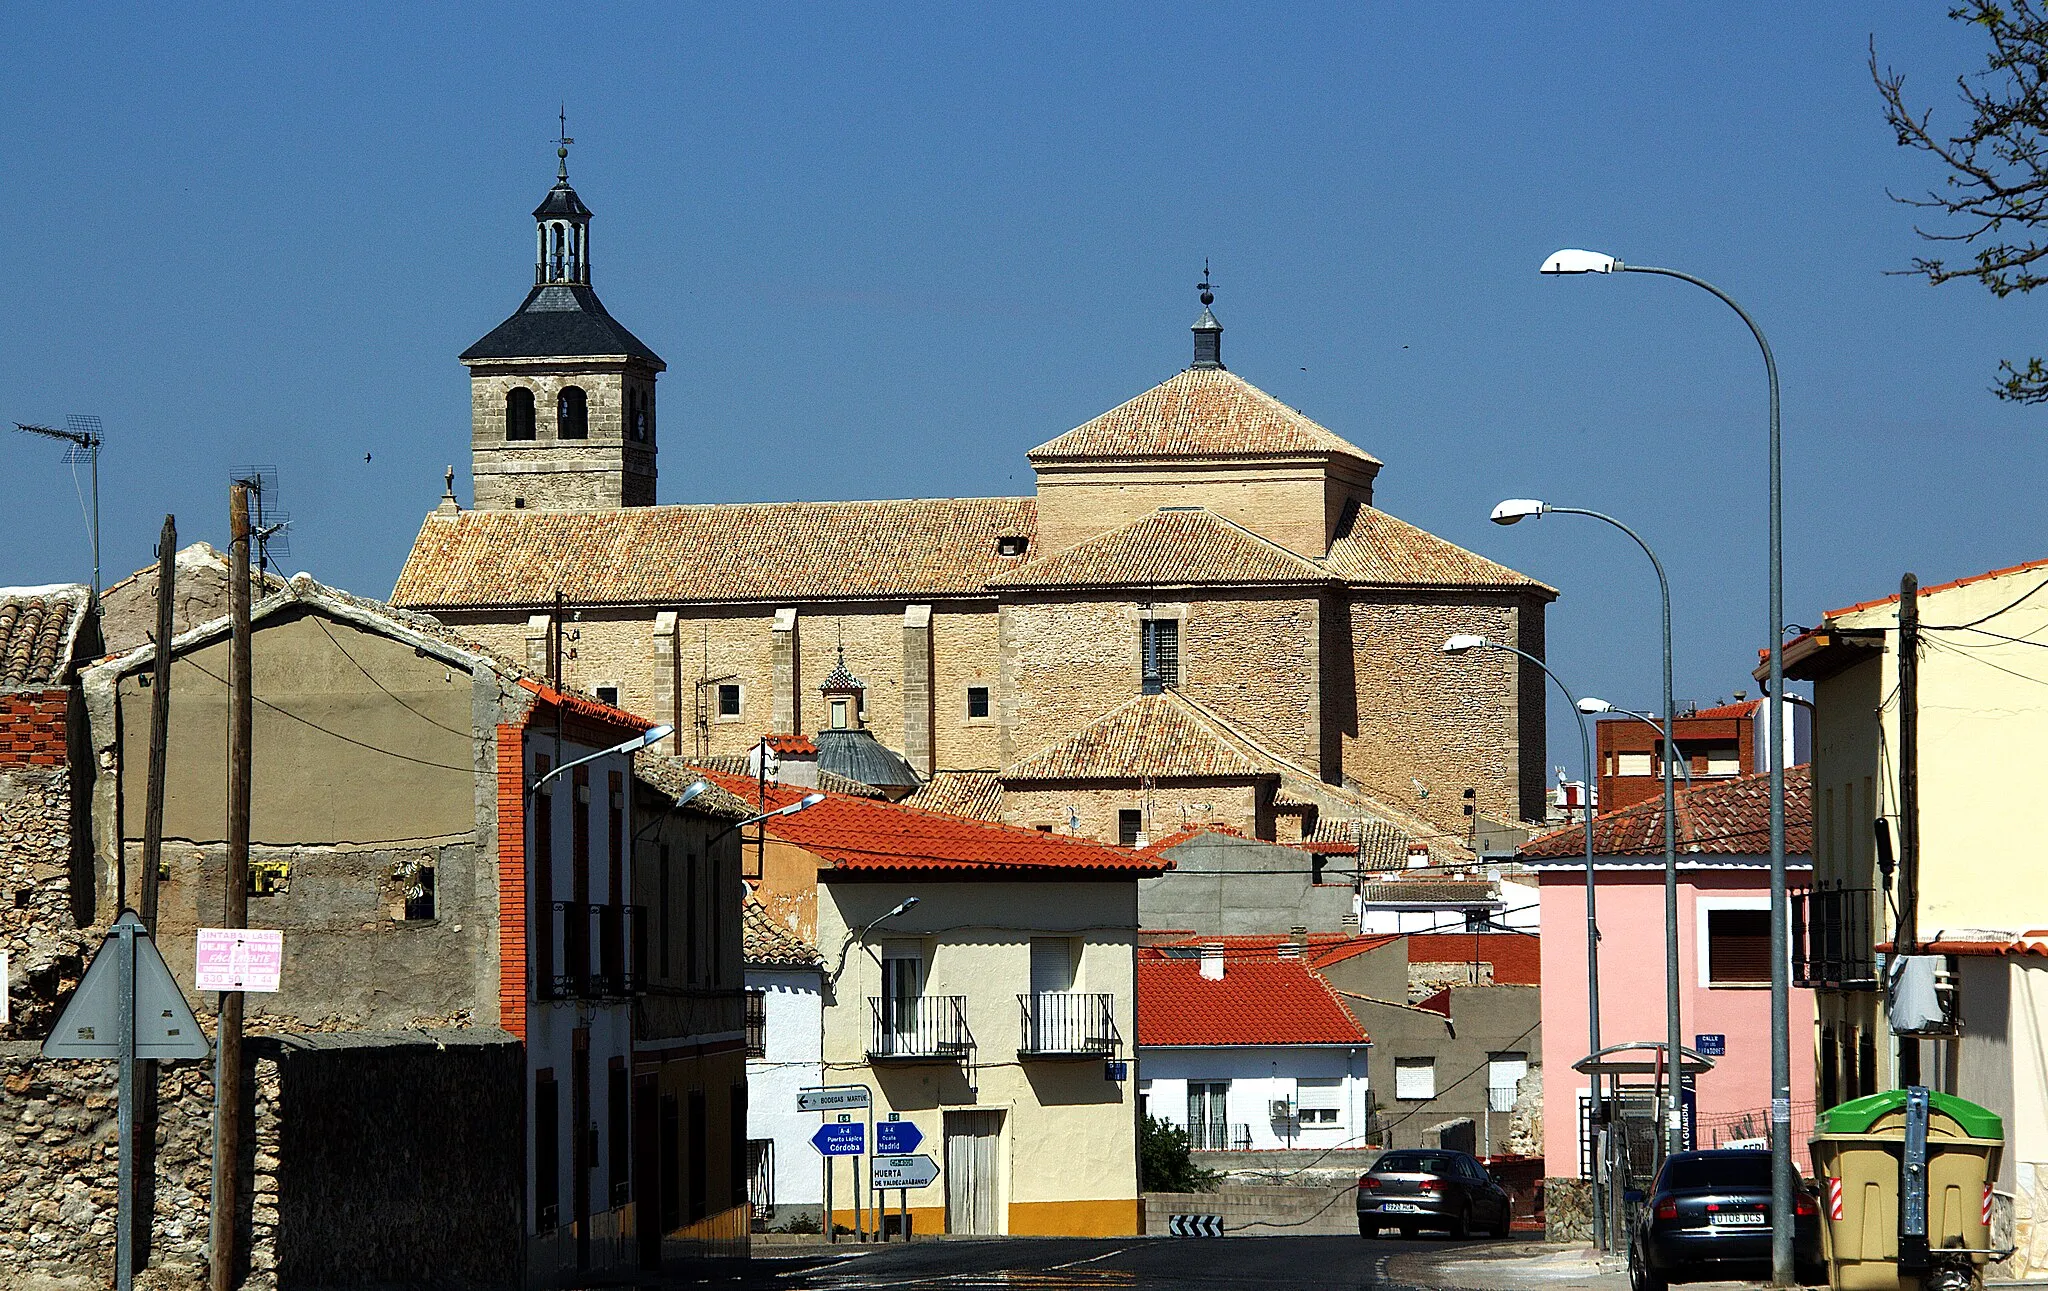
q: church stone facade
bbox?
[395,162,1556,856]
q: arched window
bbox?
[558,386,588,439]
[505,388,536,440]
[549,224,565,280]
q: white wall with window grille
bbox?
[1485,1052,1527,1113]
[1138,1046,1368,1152]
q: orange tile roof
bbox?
[1030,367,1379,463]
[1003,691,1271,780]
[744,893,822,967]
[1828,554,2048,619]
[989,507,1330,590]
[900,770,1005,821]
[1137,951,1370,1046]
[1325,506,1553,593]
[392,497,1038,608]
[693,767,1167,875]
[0,585,90,689]
[1406,933,1541,985]
[762,734,818,755]
[1521,764,1812,860]
[1685,699,1761,721]
[1137,822,1246,855]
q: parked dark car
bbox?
[1357,1148,1513,1238]
[1628,1150,1824,1291]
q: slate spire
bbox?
[1192,261,1223,370]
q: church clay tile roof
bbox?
[1520,764,1812,861]
[744,894,822,968]
[0,585,91,689]
[1002,692,1269,781]
[392,497,1038,609]
[900,770,1004,822]
[988,507,1329,590]
[1136,950,1369,1047]
[1325,505,1554,593]
[1030,368,1378,464]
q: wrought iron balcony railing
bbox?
[1017,991,1120,1057]
[868,995,974,1061]
[1792,887,1880,990]
[541,901,646,1000]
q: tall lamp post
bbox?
[1493,498,1685,1160]
[1442,633,1608,1242]
[1540,248,1791,1284]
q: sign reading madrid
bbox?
[195,928,284,993]
[875,1119,923,1155]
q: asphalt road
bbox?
[752,1233,1518,1290]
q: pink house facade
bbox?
[1522,765,1815,1178]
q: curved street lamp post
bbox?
[1443,633,1606,1242]
[1540,249,1792,1284]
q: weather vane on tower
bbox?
[554,105,574,177]
[1199,258,1214,307]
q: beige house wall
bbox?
[816,874,1142,1236]
[1029,458,1377,559]
[1000,781,1266,845]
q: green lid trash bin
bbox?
[1809,1088,2003,1291]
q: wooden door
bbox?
[943,1110,1003,1235]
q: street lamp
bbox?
[711,792,828,848]
[1495,498,1685,1160]
[832,895,921,982]
[528,723,676,799]
[1541,248,1792,1284]
[1443,632,1609,1242]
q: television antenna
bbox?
[229,466,290,576]
[14,415,104,601]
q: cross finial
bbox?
[1198,258,1214,307]
[554,105,574,179]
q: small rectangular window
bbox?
[829,696,850,729]
[1117,809,1145,847]
[745,989,767,1058]
[966,685,990,719]
[717,684,741,717]
[1617,752,1653,776]
[595,685,619,708]
[1141,619,1180,689]
[1707,908,1774,985]
[1394,1057,1436,1101]
[404,865,436,921]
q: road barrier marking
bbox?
[1167,1214,1223,1238]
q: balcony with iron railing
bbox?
[1017,992,1120,1058]
[1187,1122,1253,1152]
[539,901,647,1001]
[867,995,974,1061]
[1792,887,1880,990]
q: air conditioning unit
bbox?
[1269,1099,1294,1121]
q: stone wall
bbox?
[469,364,657,511]
[1544,1176,1592,1242]
[2,761,90,1042]
[0,1040,280,1291]
[1001,781,1263,844]
[1141,1184,1359,1236]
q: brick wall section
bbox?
[495,724,527,1041]
[0,690,69,767]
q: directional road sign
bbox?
[44,910,209,1061]
[798,1085,871,1112]
[875,1119,923,1155]
[811,1122,866,1156]
[1167,1214,1223,1237]
[870,1154,939,1189]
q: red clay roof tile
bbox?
[1137,951,1370,1046]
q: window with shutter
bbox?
[1394,1057,1436,1101]
[1707,908,1774,985]
[1296,1077,1344,1126]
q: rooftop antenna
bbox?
[230,466,290,576]
[14,415,104,602]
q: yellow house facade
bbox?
[722,769,1162,1237]
[1786,558,2048,1275]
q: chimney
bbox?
[1199,944,1225,981]
[1290,925,1309,948]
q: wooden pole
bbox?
[211,485,252,1291]
[140,515,175,933]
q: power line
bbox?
[175,653,474,774]
[313,616,475,738]
[1920,571,2048,631]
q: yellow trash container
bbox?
[1809,1089,2003,1291]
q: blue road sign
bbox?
[876,1120,923,1155]
[1695,1033,1727,1057]
[811,1122,866,1156]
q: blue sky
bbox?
[4,4,2037,772]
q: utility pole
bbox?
[211,485,252,1291]
[140,516,175,932]
[1896,572,1921,1086]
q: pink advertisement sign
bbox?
[195,928,283,993]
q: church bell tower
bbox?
[461,132,664,511]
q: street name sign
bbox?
[875,1119,923,1155]
[195,928,284,993]
[1695,1033,1727,1057]
[811,1122,866,1156]
[871,1154,939,1189]
[798,1085,871,1112]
